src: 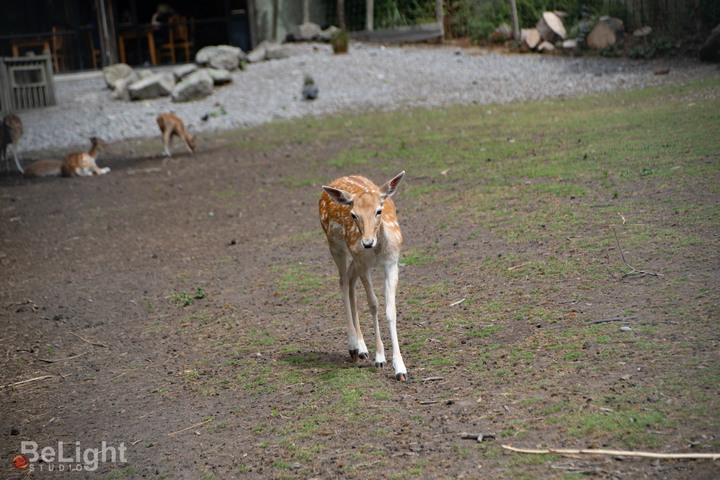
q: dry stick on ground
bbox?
[585,315,637,325]
[38,351,89,363]
[167,418,213,437]
[70,331,108,348]
[610,227,661,280]
[502,444,720,460]
[1,375,53,390]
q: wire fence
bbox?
[319,0,718,36]
[322,0,440,32]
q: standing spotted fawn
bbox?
[1,114,24,174]
[61,137,110,177]
[319,172,408,380]
[157,113,196,157]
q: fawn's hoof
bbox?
[395,372,408,381]
[375,361,386,368]
[358,352,370,360]
[349,349,359,362]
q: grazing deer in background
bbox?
[1,114,24,174]
[319,171,408,381]
[61,137,110,177]
[157,113,196,157]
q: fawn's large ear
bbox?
[380,171,405,200]
[323,186,354,206]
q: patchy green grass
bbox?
[146,77,719,479]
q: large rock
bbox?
[206,67,232,85]
[103,63,136,90]
[286,22,322,42]
[128,72,175,100]
[319,25,341,42]
[246,42,268,63]
[171,69,214,102]
[265,42,289,60]
[195,45,245,71]
[174,63,198,81]
[135,69,155,81]
[246,41,288,62]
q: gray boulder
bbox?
[174,63,198,81]
[171,69,214,102]
[246,42,268,63]
[319,26,341,42]
[128,72,175,100]
[103,63,136,90]
[265,42,289,60]
[246,41,288,62]
[195,45,245,71]
[205,67,232,85]
[111,76,134,101]
[287,22,322,42]
[135,69,155,81]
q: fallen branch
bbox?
[508,262,529,271]
[38,352,88,363]
[610,227,661,280]
[421,376,444,382]
[449,298,465,307]
[585,315,637,325]
[1,375,53,390]
[167,418,213,437]
[502,444,720,460]
[70,331,108,348]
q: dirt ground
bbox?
[1,105,718,480]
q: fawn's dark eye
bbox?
[350,212,357,220]
[376,209,382,216]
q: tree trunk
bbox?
[508,0,520,42]
[366,0,373,31]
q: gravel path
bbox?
[19,42,718,153]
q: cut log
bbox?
[587,17,625,50]
[536,11,566,44]
[521,28,541,50]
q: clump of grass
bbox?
[172,286,207,306]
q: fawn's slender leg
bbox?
[358,267,385,368]
[348,261,369,359]
[11,145,23,174]
[163,129,173,156]
[385,262,406,379]
[330,249,362,360]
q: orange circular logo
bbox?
[12,454,29,471]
